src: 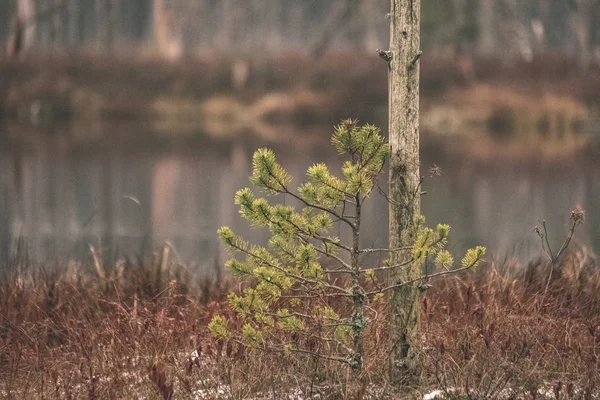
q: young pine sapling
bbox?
[209,120,486,372]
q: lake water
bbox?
[0,120,598,273]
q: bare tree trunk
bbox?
[388,0,421,382]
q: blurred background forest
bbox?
[1,0,600,64]
[0,0,599,269]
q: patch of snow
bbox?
[423,389,445,400]
[423,388,456,399]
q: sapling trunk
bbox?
[350,194,364,370]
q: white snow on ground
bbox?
[422,389,448,399]
[420,386,600,400]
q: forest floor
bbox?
[0,244,598,399]
[1,50,599,143]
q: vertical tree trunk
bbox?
[67,0,78,46]
[388,0,421,382]
[17,0,35,49]
[220,0,235,50]
[95,0,106,47]
[362,0,380,50]
[569,0,593,71]
[477,0,497,56]
[153,0,182,60]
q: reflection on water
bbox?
[0,121,598,271]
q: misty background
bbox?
[0,0,599,272]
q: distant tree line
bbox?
[2,0,599,67]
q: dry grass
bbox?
[422,244,600,399]
[0,256,227,399]
[0,246,598,399]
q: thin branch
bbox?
[555,221,578,261]
[228,242,350,296]
[294,234,351,271]
[282,213,351,253]
[409,50,422,68]
[231,337,351,365]
[293,331,354,354]
[281,292,354,299]
[541,220,555,261]
[261,160,356,229]
[311,173,355,199]
[543,220,579,297]
[273,346,351,364]
[364,258,414,272]
[322,270,354,275]
[313,245,352,271]
[359,246,412,254]
[365,259,481,297]
[286,189,356,229]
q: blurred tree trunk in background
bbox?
[153,0,182,60]
[18,0,35,49]
[119,0,151,44]
[476,0,497,56]
[362,0,380,50]
[569,0,595,70]
[1,1,598,68]
[285,0,305,49]
[545,0,569,50]
[107,0,120,50]
[450,0,466,53]
[0,2,16,42]
[264,0,282,51]
[95,0,107,48]
[388,0,422,382]
[310,0,357,58]
[67,0,77,45]
[219,0,235,50]
[592,1,600,63]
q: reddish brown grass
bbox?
[0,246,598,398]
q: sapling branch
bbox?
[244,339,352,365]
[365,256,483,297]
[360,246,412,254]
[226,241,350,296]
[365,258,414,272]
[268,168,355,229]
[311,245,352,272]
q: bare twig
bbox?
[365,258,482,297]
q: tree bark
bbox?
[387,0,421,382]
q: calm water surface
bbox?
[0,121,598,273]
